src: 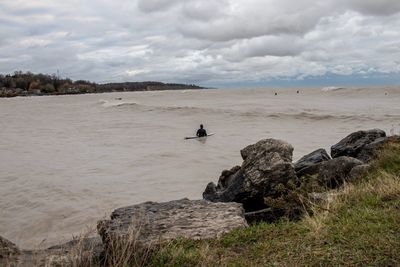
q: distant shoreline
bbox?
[0,86,209,98]
[0,71,207,98]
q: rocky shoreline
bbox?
[1,128,398,266]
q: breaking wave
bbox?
[99,99,140,108]
[321,86,347,92]
[241,111,390,122]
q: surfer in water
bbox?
[196,124,207,137]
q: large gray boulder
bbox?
[294,148,331,178]
[203,139,298,213]
[97,199,247,250]
[240,139,295,193]
[331,129,386,161]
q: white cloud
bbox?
[221,35,306,61]
[1,0,400,85]
[125,69,150,76]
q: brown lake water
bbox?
[1,87,400,249]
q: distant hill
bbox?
[0,71,206,97]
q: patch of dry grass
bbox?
[101,224,155,267]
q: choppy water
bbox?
[1,87,400,249]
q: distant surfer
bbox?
[196,124,207,137]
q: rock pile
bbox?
[294,148,331,178]
[203,128,392,222]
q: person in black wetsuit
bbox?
[196,124,207,137]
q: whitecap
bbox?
[321,86,346,92]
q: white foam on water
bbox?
[321,86,346,92]
[100,99,139,108]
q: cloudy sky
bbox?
[1,0,400,87]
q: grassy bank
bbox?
[149,142,400,266]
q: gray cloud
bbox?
[137,0,180,13]
[181,1,229,22]
[346,0,400,16]
[177,0,333,42]
[1,0,400,86]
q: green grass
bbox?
[149,142,400,267]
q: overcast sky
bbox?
[1,0,400,87]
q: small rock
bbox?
[354,137,387,162]
[203,168,246,204]
[348,164,371,181]
[47,236,103,261]
[45,254,72,267]
[295,148,331,177]
[244,208,275,223]
[0,236,19,258]
[317,156,364,188]
[217,165,241,189]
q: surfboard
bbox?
[184,133,215,140]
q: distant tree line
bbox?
[0,71,205,97]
